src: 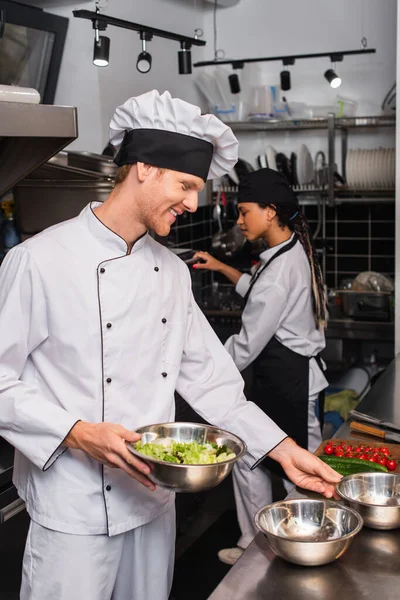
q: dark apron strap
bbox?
[244,236,298,305]
[314,354,326,433]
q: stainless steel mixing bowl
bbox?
[254,499,363,566]
[336,472,400,530]
[127,422,246,493]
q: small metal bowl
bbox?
[254,499,363,566]
[127,422,246,493]
[336,472,400,530]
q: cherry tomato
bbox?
[345,452,354,458]
[387,459,397,471]
[360,454,369,461]
[345,445,353,453]
[372,447,381,454]
[324,444,334,455]
[355,447,362,453]
[377,457,387,467]
[371,453,380,461]
[335,450,344,457]
[380,447,390,456]
[364,447,372,452]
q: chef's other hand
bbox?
[268,437,342,498]
[192,251,225,271]
[65,421,156,491]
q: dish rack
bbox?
[226,114,395,207]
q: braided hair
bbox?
[259,202,328,330]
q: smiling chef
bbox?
[0,90,340,600]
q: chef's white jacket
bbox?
[225,234,328,396]
[0,203,287,536]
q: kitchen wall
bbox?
[38,0,396,158]
[36,0,208,152]
[201,0,396,165]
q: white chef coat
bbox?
[0,202,287,537]
[225,234,328,396]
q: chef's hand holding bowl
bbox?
[66,422,341,496]
[65,421,156,491]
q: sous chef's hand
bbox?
[192,251,243,286]
[192,251,225,271]
[269,438,342,499]
[65,421,156,491]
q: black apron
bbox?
[243,237,325,479]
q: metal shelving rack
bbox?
[217,114,396,281]
[228,113,396,206]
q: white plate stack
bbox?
[346,148,395,189]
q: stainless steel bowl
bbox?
[336,472,400,530]
[254,499,363,566]
[127,422,246,493]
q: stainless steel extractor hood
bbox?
[0,101,78,198]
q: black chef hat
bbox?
[238,168,299,213]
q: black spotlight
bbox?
[92,16,109,67]
[93,35,110,67]
[324,68,341,88]
[280,69,291,91]
[228,73,241,94]
[137,31,152,74]
[178,41,192,75]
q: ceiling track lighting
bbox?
[92,13,110,67]
[324,53,342,88]
[178,41,192,75]
[280,57,294,92]
[324,68,341,88]
[73,9,206,75]
[137,31,152,74]
[193,48,375,69]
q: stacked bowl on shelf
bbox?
[346,148,395,189]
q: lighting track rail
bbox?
[73,10,206,46]
[193,48,375,69]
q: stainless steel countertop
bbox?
[202,308,394,342]
[208,355,400,600]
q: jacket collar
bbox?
[259,232,295,264]
[80,202,149,256]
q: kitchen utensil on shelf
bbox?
[266,146,277,171]
[234,158,254,182]
[349,421,400,443]
[352,271,394,293]
[314,150,327,187]
[254,498,363,566]
[275,152,292,184]
[290,152,299,187]
[336,473,400,530]
[126,422,246,493]
[211,224,245,260]
[349,410,400,434]
[213,188,223,232]
[297,144,314,185]
[257,154,268,169]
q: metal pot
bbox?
[337,290,393,322]
[211,224,245,259]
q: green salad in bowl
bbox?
[133,438,236,465]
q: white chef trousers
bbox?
[20,505,175,600]
[233,392,322,549]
